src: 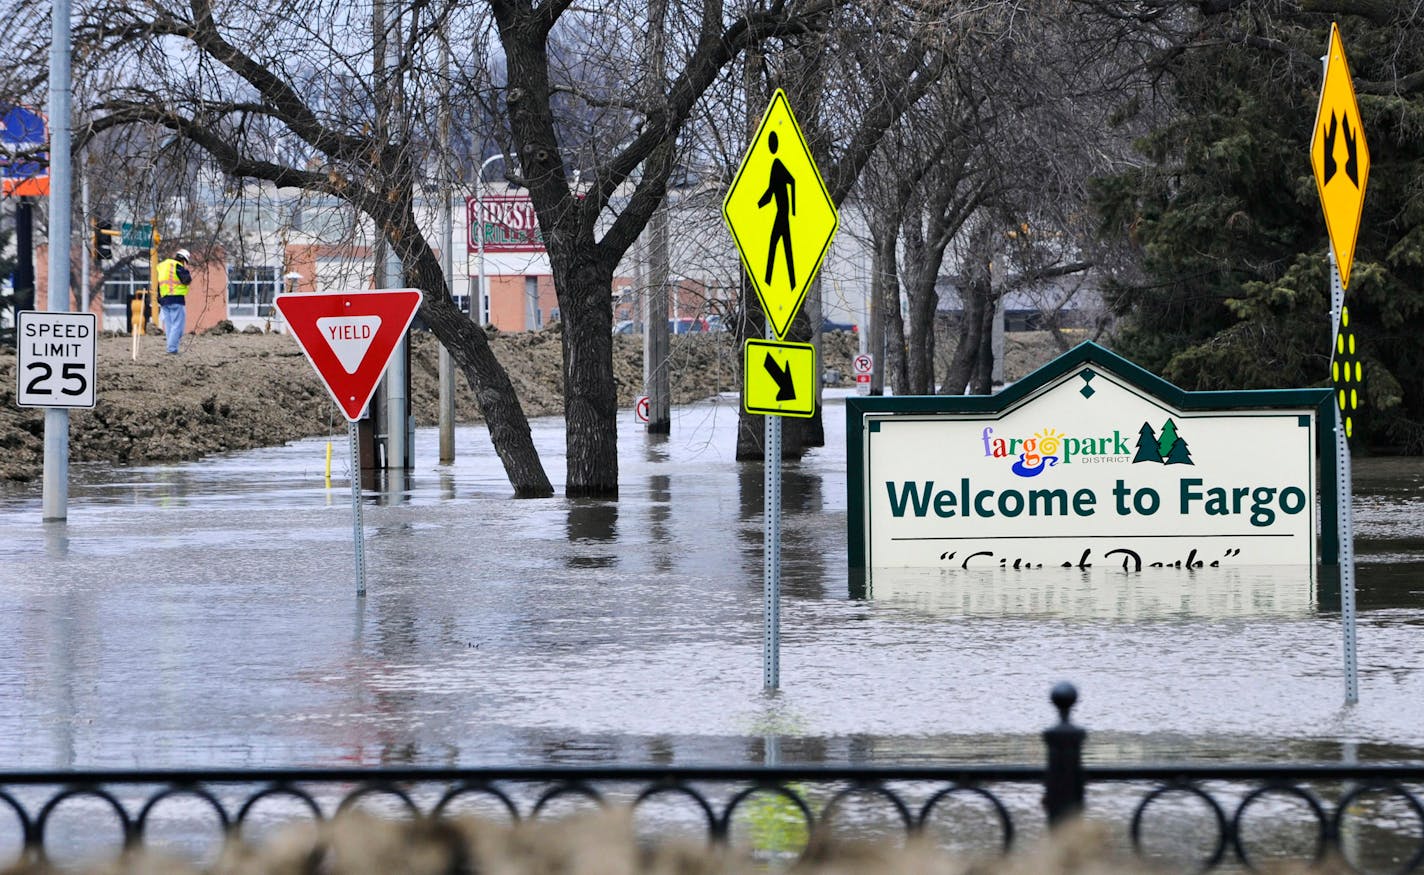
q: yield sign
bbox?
[1310,23,1369,289]
[723,90,838,340]
[275,289,422,421]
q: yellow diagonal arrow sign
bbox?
[743,339,816,418]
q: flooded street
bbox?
[2,390,1423,772]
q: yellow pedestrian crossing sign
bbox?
[1310,22,1369,289]
[743,339,816,418]
[723,90,838,340]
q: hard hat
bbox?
[175,248,191,261]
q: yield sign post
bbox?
[275,288,423,597]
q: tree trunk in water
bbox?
[399,225,553,497]
[880,236,908,395]
[557,257,620,497]
[736,272,767,460]
[941,280,986,396]
[905,277,937,395]
[972,297,996,394]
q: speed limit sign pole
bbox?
[18,311,97,522]
[34,0,76,522]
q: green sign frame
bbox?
[845,342,1339,572]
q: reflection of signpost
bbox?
[275,289,423,597]
[723,90,839,690]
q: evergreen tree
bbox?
[1133,422,1161,464]
[1164,437,1194,466]
[1093,9,1424,452]
[1158,419,1181,460]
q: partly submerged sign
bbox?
[847,343,1340,572]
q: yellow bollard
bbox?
[130,297,144,361]
[325,440,333,487]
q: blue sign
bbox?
[1,106,49,192]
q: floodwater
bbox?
[2,389,1421,771]
[1,390,1424,865]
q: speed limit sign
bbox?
[16,311,97,409]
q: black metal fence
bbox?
[2,683,1421,871]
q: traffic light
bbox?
[95,221,113,261]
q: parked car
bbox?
[613,320,642,335]
[818,317,858,334]
[670,317,709,334]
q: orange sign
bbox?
[1309,23,1369,289]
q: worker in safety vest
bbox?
[156,248,193,355]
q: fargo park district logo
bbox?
[983,419,1194,478]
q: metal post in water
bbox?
[763,327,782,691]
[349,421,367,597]
[1330,253,1359,704]
[42,0,74,523]
[436,35,455,465]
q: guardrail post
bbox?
[1042,681,1086,826]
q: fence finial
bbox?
[1043,682,1086,827]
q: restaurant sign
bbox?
[466,194,546,253]
[846,343,1340,572]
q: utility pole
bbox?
[437,34,456,463]
[642,0,671,435]
[42,0,74,521]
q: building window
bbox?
[101,268,149,311]
[228,266,281,317]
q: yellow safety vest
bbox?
[156,259,189,300]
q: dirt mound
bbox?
[0,328,868,482]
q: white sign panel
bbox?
[861,366,1318,569]
[16,311,97,409]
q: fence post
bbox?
[1042,681,1086,826]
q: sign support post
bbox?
[763,323,782,691]
[724,90,838,691]
[1330,254,1359,704]
[275,288,422,597]
[42,0,73,523]
[1311,22,1367,705]
[349,421,367,597]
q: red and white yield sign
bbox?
[275,289,423,421]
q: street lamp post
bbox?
[474,153,506,327]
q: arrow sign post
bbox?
[275,288,423,596]
[724,91,839,690]
[1311,22,1365,705]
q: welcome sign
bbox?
[846,343,1340,571]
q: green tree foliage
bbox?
[1094,8,1424,452]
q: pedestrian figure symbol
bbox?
[722,89,838,340]
[758,132,796,290]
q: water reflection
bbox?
[566,500,618,569]
[862,566,1318,619]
